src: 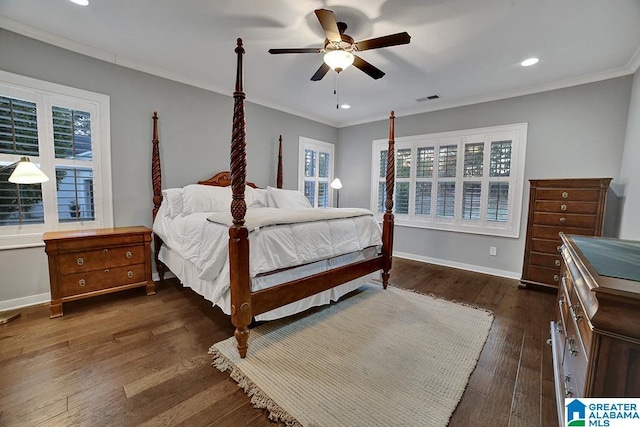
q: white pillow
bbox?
[247,187,268,208]
[267,186,313,209]
[161,188,183,219]
[181,184,232,215]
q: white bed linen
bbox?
[153,202,383,321]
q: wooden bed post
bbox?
[381,111,395,289]
[277,135,283,189]
[151,111,166,281]
[229,38,252,358]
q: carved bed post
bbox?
[381,111,395,289]
[277,135,283,189]
[229,38,252,358]
[151,111,166,281]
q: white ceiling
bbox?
[1,0,640,127]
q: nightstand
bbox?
[43,226,155,318]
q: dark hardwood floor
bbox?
[0,257,558,426]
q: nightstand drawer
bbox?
[58,245,145,274]
[60,264,147,297]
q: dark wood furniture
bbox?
[151,39,395,358]
[520,178,611,289]
[550,233,640,425]
[44,226,155,318]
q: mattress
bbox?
[153,202,383,320]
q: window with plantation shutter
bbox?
[298,137,335,208]
[0,70,112,248]
[371,123,527,238]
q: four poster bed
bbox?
[151,38,396,358]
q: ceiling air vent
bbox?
[416,94,440,102]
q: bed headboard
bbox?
[197,171,258,188]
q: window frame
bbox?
[0,70,113,249]
[298,137,335,208]
[371,123,527,238]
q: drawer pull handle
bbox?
[559,217,566,224]
[126,251,132,259]
[553,274,559,282]
[79,279,86,287]
[557,245,562,252]
[127,271,134,278]
[564,375,573,398]
[555,260,561,267]
[562,192,568,199]
[559,295,565,305]
[103,248,109,253]
[104,269,110,273]
[77,257,84,266]
[560,204,567,211]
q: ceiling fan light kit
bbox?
[268,8,411,81]
[323,50,354,72]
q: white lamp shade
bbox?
[323,50,354,72]
[9,160,49,184]
[330,178,343,190]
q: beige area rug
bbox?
[209,284,494,427]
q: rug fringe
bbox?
[209,346,303,427]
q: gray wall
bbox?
[618,71,640,240]
[0,28,337,308]
[337,76,633,277]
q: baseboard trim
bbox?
[393,251,521,280]
[0,292,50,312]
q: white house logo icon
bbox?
[566,399,586,426]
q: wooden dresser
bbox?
[520,178,611,289]
[44,226,155,318]
[550,233,640,425]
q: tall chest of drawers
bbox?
[550,233,640,426]
[520,178,611,289]
[44,226,155,318]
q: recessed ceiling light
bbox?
[340,104,351,109]
[69,0,89,5]
[521,57,539,67]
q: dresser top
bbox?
[43,226,151,242]
[562,233,640,299]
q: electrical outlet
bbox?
[489,246,497,256]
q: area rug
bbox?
[209,283,494,427]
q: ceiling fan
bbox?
[268,9,411,81]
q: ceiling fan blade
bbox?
[315,9,341,43]
[354,32,411,52]
[311,63,331,81]
[353,56,385,80]
[269,48,323,54]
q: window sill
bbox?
[377,216,520,239]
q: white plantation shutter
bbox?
[371,123,527,238]
[0,70,112,248]
[299,137,335,208]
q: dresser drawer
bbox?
[527,265,561,285]
[535,188,601,202]
[531,239,563,255]
[530,252,562,268]
[59,264,147,297]
[531,225,595,240]
[58,245,145,274]
[532,212,598,229]
[534,201,600,214]
[564,306,589,396]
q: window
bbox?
[371,123,527,238]
[298,137,335,208]
[0,70,112,248]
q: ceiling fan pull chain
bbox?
[335,73,339,109]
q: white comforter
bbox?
[153,205,382,299]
